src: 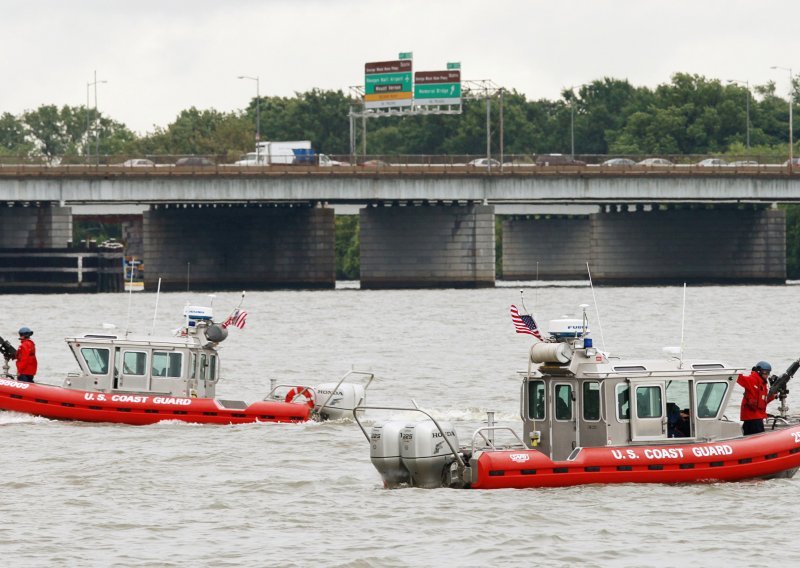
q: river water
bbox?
[2,284,800,567]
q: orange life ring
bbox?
[285,386,316,408]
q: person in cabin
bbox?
[737,361,775,435]
[14,327,37,383]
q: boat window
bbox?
[692,364,725,370]
[81,347,110,375]
[200,354,207,380]
[636,386,663,419]
[209,355,217,381]
[696,382,728,418]
[613,366,647,372]
[616,384,630,421]
[527,380,545,420]
[152,351,183,378]
[122,351,147,375]
[555,384,573,421]
[190,353,196,379]
[583,381,601,421]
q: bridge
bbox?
[0,165,796,290]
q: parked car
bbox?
[175,157,215,167]
[636,158,673,166]
[601,158,636,166]
[535,154,586,166]
[696,158,728,167]
[467,158,501,167]
[784,158,800,167]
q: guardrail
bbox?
[0,162,796,178]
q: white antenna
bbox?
[150,277,162,335]
[679,282,687,366]
[124,258,136,336]
[586,262,606,352]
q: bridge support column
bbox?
[359,204,495,288]
[0,204,72,248]
[143,205,335,291]
[502,216,591,279]
[592,206,786,284]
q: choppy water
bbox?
[2,284,800,567]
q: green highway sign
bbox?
[413,69,461,107]
[364,59,413,109]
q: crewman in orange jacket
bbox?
[737,361,775,435]
[15,327,37,383]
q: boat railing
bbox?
[352,404,467,471]
[470,426,527,454]
[579,367,748,379]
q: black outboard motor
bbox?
[768,358,800,419]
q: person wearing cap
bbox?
[15,327,37,383]
[737,361,775,435]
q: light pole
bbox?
[727,79,750,150]
[238,75,260,162]
[771,66,794,166]
[87,70,107,162]
[569,83,589,158]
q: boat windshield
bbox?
[696,382,729,418]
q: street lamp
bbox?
[568,83,590,158]
[727,79,750,150]
[86,70,107,162]
[238,75,260,162]
[770,66,794,165]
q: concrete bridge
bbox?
[0,165,796,289]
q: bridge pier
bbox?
[359,204,495,289]
[143,205,335,291]
[501,206,786,283]
[503,216,591,280]
[0,204,72,248]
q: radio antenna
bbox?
[679,283,687,367]
[124,258,136,336]
[150,277,162,335]
[586,262,606,352]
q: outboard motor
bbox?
[314,382,366,420]
[370,420,410,488]
[399,420,459,489]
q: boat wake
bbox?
[0,410,52,425]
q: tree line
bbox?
[3,72,800,278]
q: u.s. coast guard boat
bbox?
[356,308,800,489]
[0,305,373,425]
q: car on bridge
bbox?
[175,157,215,167]
[637,158,673,166]
[697,158,728,167]
[467,158,501,167]
[601,158,636,166]
[535,154,586,166]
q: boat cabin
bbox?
[61,307,226,398]
[521,331,746,460]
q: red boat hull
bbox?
[0,377,310,425]
[472,425,800,488]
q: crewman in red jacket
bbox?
[737,361,775,435]
[15,327,37,383]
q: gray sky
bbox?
[1,0,795,134]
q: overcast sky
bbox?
[1,0,795,134]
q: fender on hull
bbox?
[0,378,310,425]
[472,425,800,489]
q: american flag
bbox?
[510,304,542,340]
[223,308,247,329]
